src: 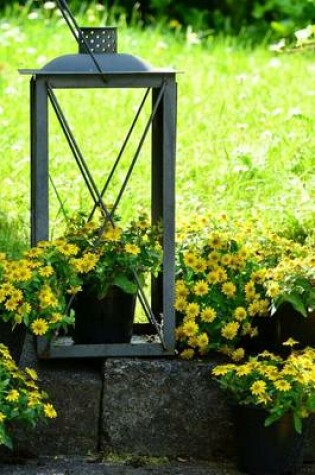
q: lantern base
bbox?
[36,324,174,359]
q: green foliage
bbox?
[2,0,315,38]
[0,8,314,247]
[0,344,57,448]
[64,211,163,298]
[212,347,315,433]
[0,212,28,259]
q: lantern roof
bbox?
[19,52,175,76]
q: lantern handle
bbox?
[54,0,107,79]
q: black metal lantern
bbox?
[19,2,177,359]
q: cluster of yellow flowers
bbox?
[0,211,163,339]
[212,342,315,433]
[63,211,163,299]
[175,213,314,360]
[175,225,271,360]
[264,254,315,317]
[0,344,57,448]
[0,239,81,338]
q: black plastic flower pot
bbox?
[240,314,279,355]
[0,320,26,363]
[73,285,137,344]
[233,405,305,475]
[274,303,315,349]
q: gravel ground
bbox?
[1,457,315,475]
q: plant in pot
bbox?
[0,241,80,339]
[212,343,315,474]
[175,217,272,361]
[63,211,163,344]
[265,253,315,351]
[0,343,57,449]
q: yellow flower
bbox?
[183,251,198,268]
[251,380,267,396]
[0,290,6,302]
[221,321,239,340]
[283,338,299,347]
[56,242,79,256]
[175,279,187,290]
[193,280,209,296]
[245,281,257,301]
[125,244,141,255]
[103,227,122,241]
[0,283,14,295]
[50,313,63,324]
[38,286,58,309]
[196,333,209,349]
[266,282,280,298]
[212,364,235,376]
[15,267,33,281]
[251,269,267,284]
[174,297,187,312]
[208,251,220,266]
[175,326,185,341]
[257,395,271,405]
[248,301,261,317]
[39,265,54,277]
[4,299,18,311]
[31,318,49,336]
[221,254,232,266]
[231,348,245,362]
[200,307,217,323]
[20,302,31,315]
[10,289,23,301]
[185,302,200,319]
[6,389,20,402]
[27,392,42,407]
[175,284,189,298]
[180,349,195,360]
[207,270,220,284]
[25,367,38,380]
[72,253,100,273]
[208,233,224,249]
[192,258,208,273]
[274,380,291,392]
[0,412,6,422]
[261,366,278,381]
[221,282,236,298]
[241,322,252,336]
[44,403,57,419]
[25,247,44,258]
[216,267,228,282]
[234,307,247,321]
[67,285,82,295]
[187,335,199,347]
[182,320,199,337]
[236,365,251,376]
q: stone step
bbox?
[0,457,315,475]
[9,336,315,464]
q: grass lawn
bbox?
[0,5,314,254]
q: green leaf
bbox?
[278,292,308,318]
[112,275,138,295]
[264,412,282,427]
[293,413,302,434]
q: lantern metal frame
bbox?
[20,30,177,359]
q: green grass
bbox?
[0,4,314,249]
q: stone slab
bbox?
[13,335,102,456]
[101,358,315,463]
[101,358,234,460]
